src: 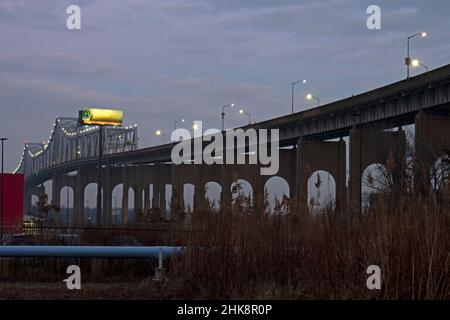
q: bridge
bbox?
[14,64,450,225]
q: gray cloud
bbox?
[0,52,123,79]
[1,0,450,172]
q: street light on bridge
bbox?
[174,118,185,130]
[239,109,252,125]
[155,130,167,143]
[412,59,429,72]
[291,79,307,114]
[306,94,320,108]
[221,103,234,132]
[406,31,427,79]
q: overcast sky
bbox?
[1,0,449,172]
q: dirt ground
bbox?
[0,281,167,299]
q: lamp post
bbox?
[221,103,234,131]
[291,80,307,114]
[306,94,320,107]
[239,109,252,125]
[0,137,7,239]
[174,118,185,130]
[155,130,166,143]
[406,32,427,78]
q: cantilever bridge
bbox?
[15,64,450,224]
[14,117,138,177]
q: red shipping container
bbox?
[0,173,24,234]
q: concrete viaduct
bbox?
[15,64,450,225]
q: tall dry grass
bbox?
[2,185,449,299]
[167,187,450,299]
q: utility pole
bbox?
[0,138,7,239]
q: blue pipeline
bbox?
[0,246,185,258]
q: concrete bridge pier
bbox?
[74,167,85,225]
[170,165,184,216]
[102,162,112,226]
[152,182,159,212]
[220,166,232,209]
[24,185,46,215]
[253,165,264,213]
[134,164,145,218]
[415,111,450,191]
[296,138,346,214]
[349,128,406,212]
[57,174,78,225]
[144,185,151,214]
[51,175,61,209]
[159,182,166,218]
[122,181,129,224]
[193,165,206,212]
[134,184,143,218]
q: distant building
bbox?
[0,173,24,234]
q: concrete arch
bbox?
[231,179,253,207]
[264,176,290,213]
[51,174,76,211]
[430,154,450,191]
[84,183,100,224]
[205,181,221,210]
[362,163,391,191]
[30,195,40,215]
[415,112,450,191]
[183,183,194,213]
[24,184,46,215]
[361,163,390,209]
[148,184,154,209]
[164,184,172,215]
[111,184,123,224]
[349,128,406,211]
[297,139,346,211]
[60,186,74,225]
[43,180,53,204]
[126,186,135,223]
[307,170,336,213]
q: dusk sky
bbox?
[1,0,450,172]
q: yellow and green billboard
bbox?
[78,108,123,126]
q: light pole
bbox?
[174,118,185,130]
[155,130,166,143]
[0,138,7,239]
[291,80,307,114]
[406,32,427,78]
[239,109,252,125]
[306,94,320,108]
[412,59,429,72]
[221,103,234,131]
